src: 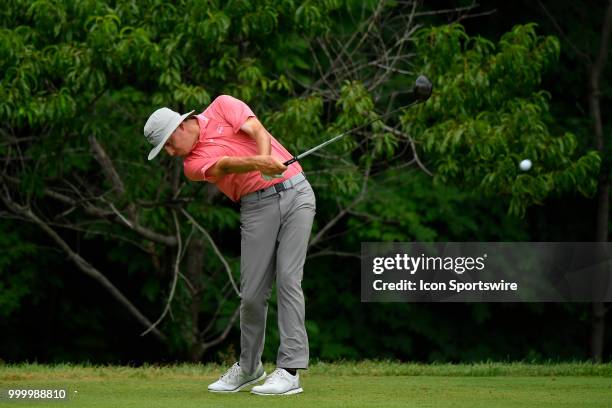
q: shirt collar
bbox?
[195,114,211,141]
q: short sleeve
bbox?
[183,146,228,183]
[214,95,256,133]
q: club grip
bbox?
[283,157,298,166]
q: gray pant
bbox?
[238,179,316,375]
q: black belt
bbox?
[241,172,306,203]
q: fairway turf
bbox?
[1,362,611,407]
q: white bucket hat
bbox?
[144,107,195,160]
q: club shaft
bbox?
[296,131,353,160]
[283,100,417,166]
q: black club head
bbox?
[414,75,433,101]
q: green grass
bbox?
[1,361,611,407]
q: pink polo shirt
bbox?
[183,95,303,202]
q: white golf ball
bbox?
[519,159,532,171]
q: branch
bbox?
[380,123,433,176]
[306,249,361,260]
[199,306,240,352]
[89,134,145,226]
[44,220,155,254]
[0,191,167,343]
[141,210,182,336]
[588,0,612,153]
[456,9,498,22]
[309,162,372,248]
[536,0,591,61]
[180,208,241,297]
[89,135,126,195]
[308,196,363,248]
[413,3,479,17]
[593,0,612,88]
[2,174,178,246]
[200,283,234,337]
[308,0,387,92]
[368,2,420,90]
[108,201,133,228]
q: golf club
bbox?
[283,75,432,166]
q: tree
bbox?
[1,0,349,360]
[533,0,612,364]
[0,0,603,362]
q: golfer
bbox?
[144,95,315,396]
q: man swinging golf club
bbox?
[144,95,315,395]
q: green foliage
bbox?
[404,23,600,216]
[347,171,529,243]
[0,0,604,364]
[265,95,324,153]
[0,223,37,317]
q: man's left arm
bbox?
[241,117,285,178]
[216,95,271,155]
[240,117,271,156]
[216,95,282,178]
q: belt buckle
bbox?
[274,182,287,193]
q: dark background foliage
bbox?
[1,0,610,364]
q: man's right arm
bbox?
[206,155,287,179]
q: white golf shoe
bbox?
[208,362,266,393]
[250,368,303,395]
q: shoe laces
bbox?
[266,368,288,384]
[220,363,241,381]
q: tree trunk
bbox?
[591,173,609,362]
[588,0,612,363]
[185,238,205,362]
